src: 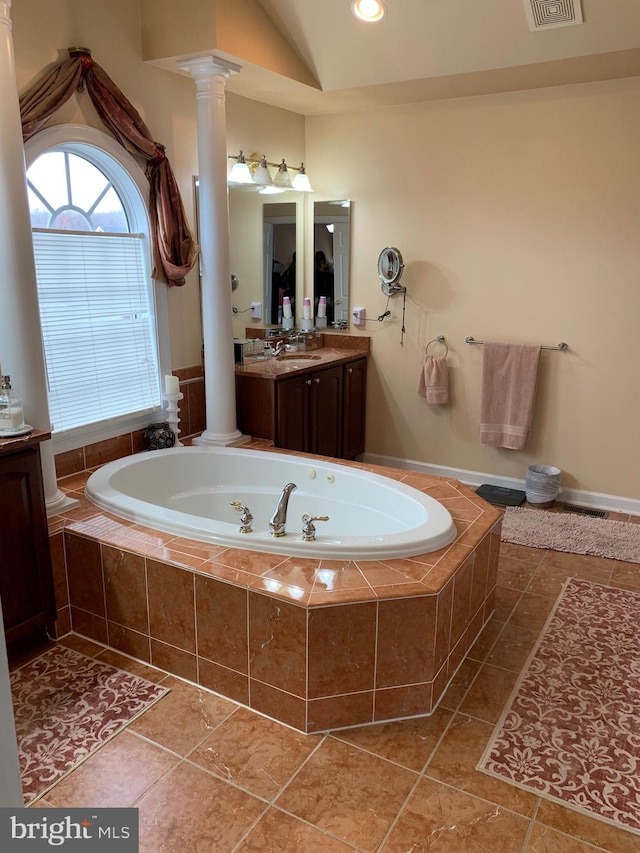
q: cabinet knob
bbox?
[305,379,311,385]
[314,377,320,383]
[347,367,353,374]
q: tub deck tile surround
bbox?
[49,443,502,733]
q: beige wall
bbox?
[11,1,640,500]
[306,79,640,499]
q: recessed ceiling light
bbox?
[351,0,386,23]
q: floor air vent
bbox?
[560,503,608,519]
[523,0,583,32]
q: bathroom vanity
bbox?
[235,334,369,459]
[0,430,56,651]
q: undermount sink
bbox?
[277,354,321,362]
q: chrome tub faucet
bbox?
[269,483,297,536]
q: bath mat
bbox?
[11,644,168,804]
[501,507,640,564]
[479,578,640,835]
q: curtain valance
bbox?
[20,48,199,286]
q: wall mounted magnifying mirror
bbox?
[378,246,405,295]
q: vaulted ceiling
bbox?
[143,0,640,114]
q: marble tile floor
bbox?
[13,538,640,853]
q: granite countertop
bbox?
[235,346,369,380]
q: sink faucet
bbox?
[269,483,297,536]
[273,341,286,357]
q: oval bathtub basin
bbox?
[85,446,456,560]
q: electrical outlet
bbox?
[250,301,262,320]
[352,307,366,326]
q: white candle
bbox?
[164,374,180,395]
[282,296,292,319]
[303,297,311,320]
[317,296,326,318]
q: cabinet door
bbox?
[309,365,343,458]
[0,447,56,649]
[343,357,367,459]
[236,374,277,441]
[276,374,310,451]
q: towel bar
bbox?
[426,335,448,356]
[465,336,568,351]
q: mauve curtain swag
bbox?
[19,48,199,287]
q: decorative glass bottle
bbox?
[0,375,26,433]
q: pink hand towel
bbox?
[417,355,448,404]
[479,342,541,449]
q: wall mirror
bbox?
[225,188,303,329]
[313,200,351,327]
[263,201,297,325]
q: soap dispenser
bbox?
[0,375,26,433]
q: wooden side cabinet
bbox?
[0,441,56,651]
[342,357,367,460]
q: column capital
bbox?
[178,54,242,82]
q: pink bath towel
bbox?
[417,355,448,404]
[479,342,541,449]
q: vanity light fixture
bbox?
[227,152,313,193]
[351,0,386,23]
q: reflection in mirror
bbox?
[313,200,351,327]
[263,202,297,325]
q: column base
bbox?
[46,490,80,517]
[192,429,251,447]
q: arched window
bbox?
[25,125,169,446]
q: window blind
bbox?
[32,229,161,434]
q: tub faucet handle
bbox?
[301,514,329,542]
[230,500,253,533]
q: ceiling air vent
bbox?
[523,0,583,32]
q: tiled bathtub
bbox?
[48,451,502,733]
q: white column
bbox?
[178,55,246,446]
[0,0,72,514]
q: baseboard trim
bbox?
[360,453,640,518]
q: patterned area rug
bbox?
[479,578,640,835]
[501,507,640,564]
[11,645,168,804]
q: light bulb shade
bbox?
[228,151,254,186]
[273,159,293,189]
[252,155,273,187]
[352,0,386,22]
[292,163,313,192]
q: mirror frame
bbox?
[378,246,405,295]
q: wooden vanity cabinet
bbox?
[0,439,56,651]
[277,364,343,457]
[236,355,367,460]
